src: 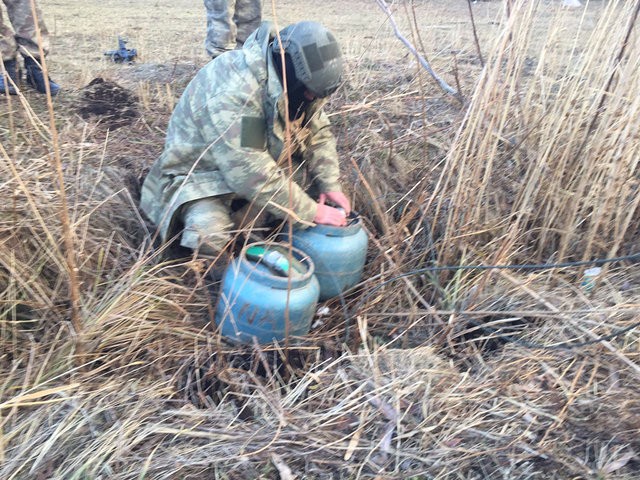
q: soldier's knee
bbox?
[180,197,234,255]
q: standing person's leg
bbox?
[4,0,48,58]
[233,0,262,47]
[204,0,237,59]
[0,2,19,95]
[4,0,58,94]
[0,1,18,60]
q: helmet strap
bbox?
[272,50,310,121]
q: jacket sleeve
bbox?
[200,90,318,226]
[303,108,343,193]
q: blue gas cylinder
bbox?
[289,214,368,300]
[214,242,320,344]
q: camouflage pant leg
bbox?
[0,1,18,59]
[234,0,262,45]
[180,196,235,256]
[0,0,49,60]
[204,0,261,57]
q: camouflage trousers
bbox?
[203,0,262,58]
[179,166,317,255]
[180,194,285,256]
[180,196,236,256]
[0,0,49,61]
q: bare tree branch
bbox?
[375,0,462,101]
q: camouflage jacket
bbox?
[140,21,342,242]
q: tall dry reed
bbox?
[428,0,640,267]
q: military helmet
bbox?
[272,21,343,98]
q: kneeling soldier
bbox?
[140,21,351,275]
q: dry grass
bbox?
[1,0,639,478]
[427,0,640,266]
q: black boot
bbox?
[24,56,60,95]
[0,59,18,95]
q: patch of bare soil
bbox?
[111,62,200,87]
[77,77,139,128]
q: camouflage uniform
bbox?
[204,0,262,58]
[140,21,343,254]
[0,0,49,60]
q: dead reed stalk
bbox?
[29,0,84,354]
[429,0,640,266]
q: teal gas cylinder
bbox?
[288,214,368,300]
[214,242,320,344]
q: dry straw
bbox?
[428,0,640,267]
[1,0,639,478]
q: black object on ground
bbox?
[104,37,138,63]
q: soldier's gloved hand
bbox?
[319,191,351,215]
[314,203,347,226]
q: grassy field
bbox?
[1,0,640,479]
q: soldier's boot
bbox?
[24,57,60,96]
[0,59,18,96]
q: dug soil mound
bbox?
[77,77,139,128]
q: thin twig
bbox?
[466,0,485,67]
[375,0,462,102]
[29,0,84,357]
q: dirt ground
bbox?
[41,0,503,84]
[35,0,507,116]
[26,0,602,148]
[4,0,602,144]
[4,0,515,198]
